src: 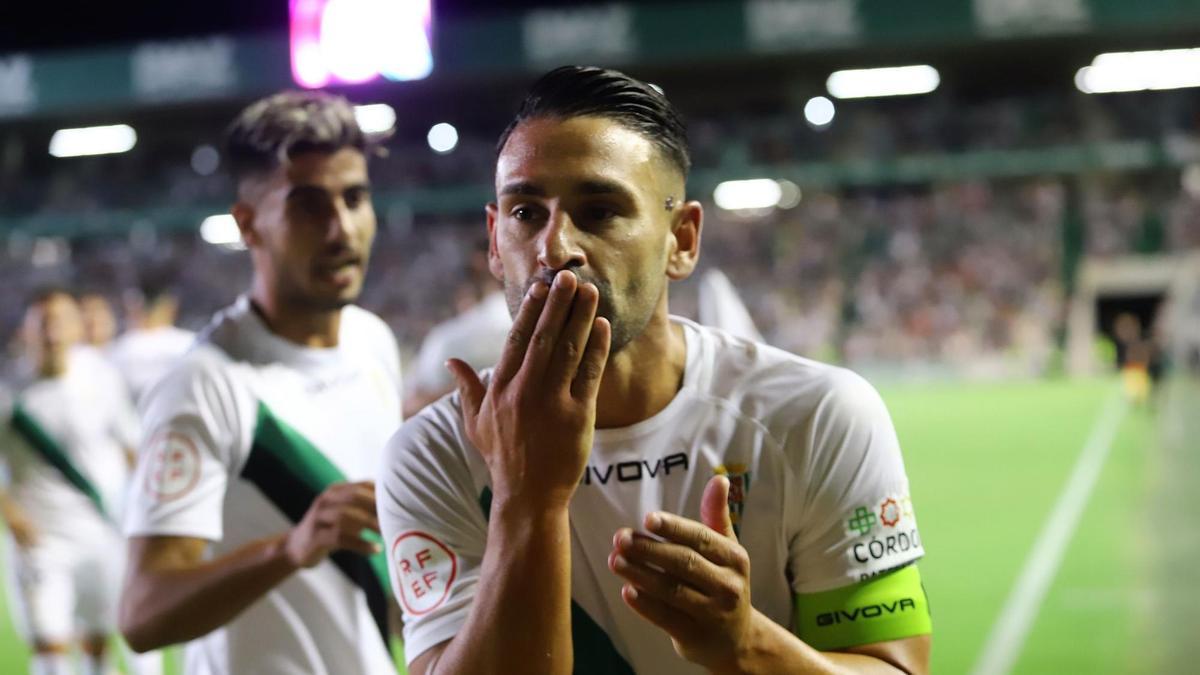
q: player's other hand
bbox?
[447,269,611,512]
[284,480,380,568]
[609,475,756,671]
[5,509,38,548]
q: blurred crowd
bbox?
[3,88,1200,379]
[4,172,1199,382]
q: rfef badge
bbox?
[714,463,752,538]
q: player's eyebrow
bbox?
[286,182,371,200]
[499,181,545,197]
[577,179,632,198]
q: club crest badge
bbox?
[714,463,752,538]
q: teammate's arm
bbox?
[119,481,379,652]
[0,492,37,548]
[403,272,611,675]
[0,424,36,548]
[610,476,930,674]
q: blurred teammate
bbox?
[379,66,931,675]
[77,293,117,349]
[0,288,140,675]
[119,91,402,674]
[403,245,511,416]
[109,281,195,403]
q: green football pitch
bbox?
[0,375,1190,673]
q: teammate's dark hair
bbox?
[26,285,74,308]
[497,66,691,178]
[136,269,176,305]
[224,90,369,184]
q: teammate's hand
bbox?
[5,508,38,549]
[609,475,757,672]
[448,270,612,511]
[284,481,380,568]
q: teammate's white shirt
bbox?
[379,317,925,673]
[1,352,137,534]
[0,353,138,641]
[109,326,196,404]
[123,296,402,675]
[405,291,511,398]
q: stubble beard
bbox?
[505,271,658,355]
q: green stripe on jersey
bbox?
[794,565,932,650]
[479,487,636,675]
[9,403,108,518]
[241,402,393,646]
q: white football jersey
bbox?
[109,326,196,404]
[405,291,512,398]
[379,317,925,673]
[123,296,402,675]
[0,352,138,539]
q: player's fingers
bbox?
[336,531,383,556]
[570,317,611,401]
[322,481,375,509]
[491,281,549,384]
[609,551,709,612]
[446,358,486,422]
[644,511,747,572]
[546,282,599,386]
[521,270,578,379]
[620,584,697,641]
[337,506,380,535]
[614,530,727,597]
[699,476,738,543]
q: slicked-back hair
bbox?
[497,65,691,178]
[225,90,368,184]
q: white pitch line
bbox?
[970,391,1129,675]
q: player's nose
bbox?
[536,209,586,271]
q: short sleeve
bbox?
[788,368,925,593]
[122,349,255,542]
[377,399,487,666]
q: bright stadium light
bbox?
[1075,48,1200,94]
[200,214,246,251]
[354,103,397,134]
[49,124,137,158]
[826,65,940,99]
[290,0,433,88]
[777,179,802,209]
[427,122,459,154]
[804,96,836,127]
[713,179,784,211]
[191,144,220,176]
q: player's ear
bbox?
[231,202,260,248]
[485,203,505,282]
[665,200,702,281]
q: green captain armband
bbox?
[794,565,932,651]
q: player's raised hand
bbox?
[609,475,759,671]
[284,480,380,568]
[447,269,612,511]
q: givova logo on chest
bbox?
[580,452,690,486]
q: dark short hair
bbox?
[497,66,691,178]
[225,90,367,183]
[26,285,74,308]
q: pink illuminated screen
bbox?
[290,0,433,88]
